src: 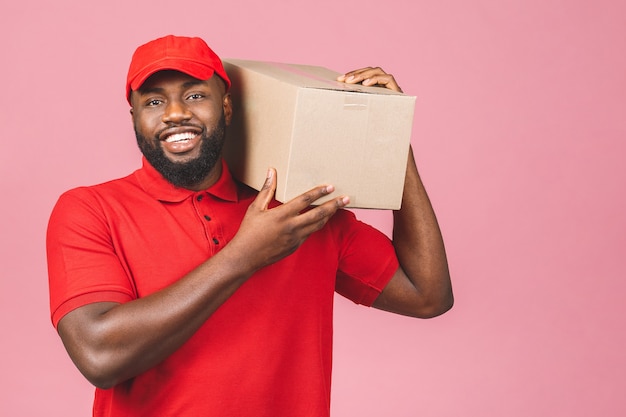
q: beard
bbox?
[135,114,226,189]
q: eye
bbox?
[187,93,205,101]
[145,98,163,107]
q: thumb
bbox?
[254,168,277,210]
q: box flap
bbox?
[224,59,405,96]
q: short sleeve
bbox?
[332,210,399,306]
[47,188,136,328]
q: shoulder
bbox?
[50,173,141,225]
[58,169,144,202]
[326,208,371,233]
[323,208,384,245]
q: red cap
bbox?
[126,35,231,103]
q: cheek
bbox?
[201,108,225,128]
[133,113,157,135]
[133,118,160,149]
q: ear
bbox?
[129,91,135,117]
[223,93,233,126]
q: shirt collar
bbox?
[135,157,239,203]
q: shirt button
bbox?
[204,215,211,221]
[212,237,220,245]
[196,194,204,202]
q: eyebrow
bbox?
[137,79,208,96]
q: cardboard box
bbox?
[222,59,416,209]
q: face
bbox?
[130,70,232,190]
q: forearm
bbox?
[392,147,453,315]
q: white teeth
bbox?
[164,132,196,143]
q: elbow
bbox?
[57,304,131,390]
[89,378,118,391]
[417,273,454,318]
[379,290,454,319]
[404,285,454,319]
[71,349,127,390]
[416,292,454,319]
[86,373,121,391]
[374,270,454,319]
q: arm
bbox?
[56,169,349,389]
[339,68,453,318]
[376,146,453,318]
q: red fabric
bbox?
[47,158,398,417]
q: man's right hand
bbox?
[229,168,350,272]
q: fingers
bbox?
[290,184,341,212]
[284,185,350,237]
[260,173,351,231]
[295,194,350,235]
[251,168,350,217]
[337,67,403,93]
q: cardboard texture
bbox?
[222,59,416,209]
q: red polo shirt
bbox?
[47,158,398,417]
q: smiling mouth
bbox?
[164,132,197,143]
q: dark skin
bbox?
[57,68,453,390]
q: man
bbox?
[47,35,452,417]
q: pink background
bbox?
[1,1,625,416]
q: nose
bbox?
[162,99,192,124]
